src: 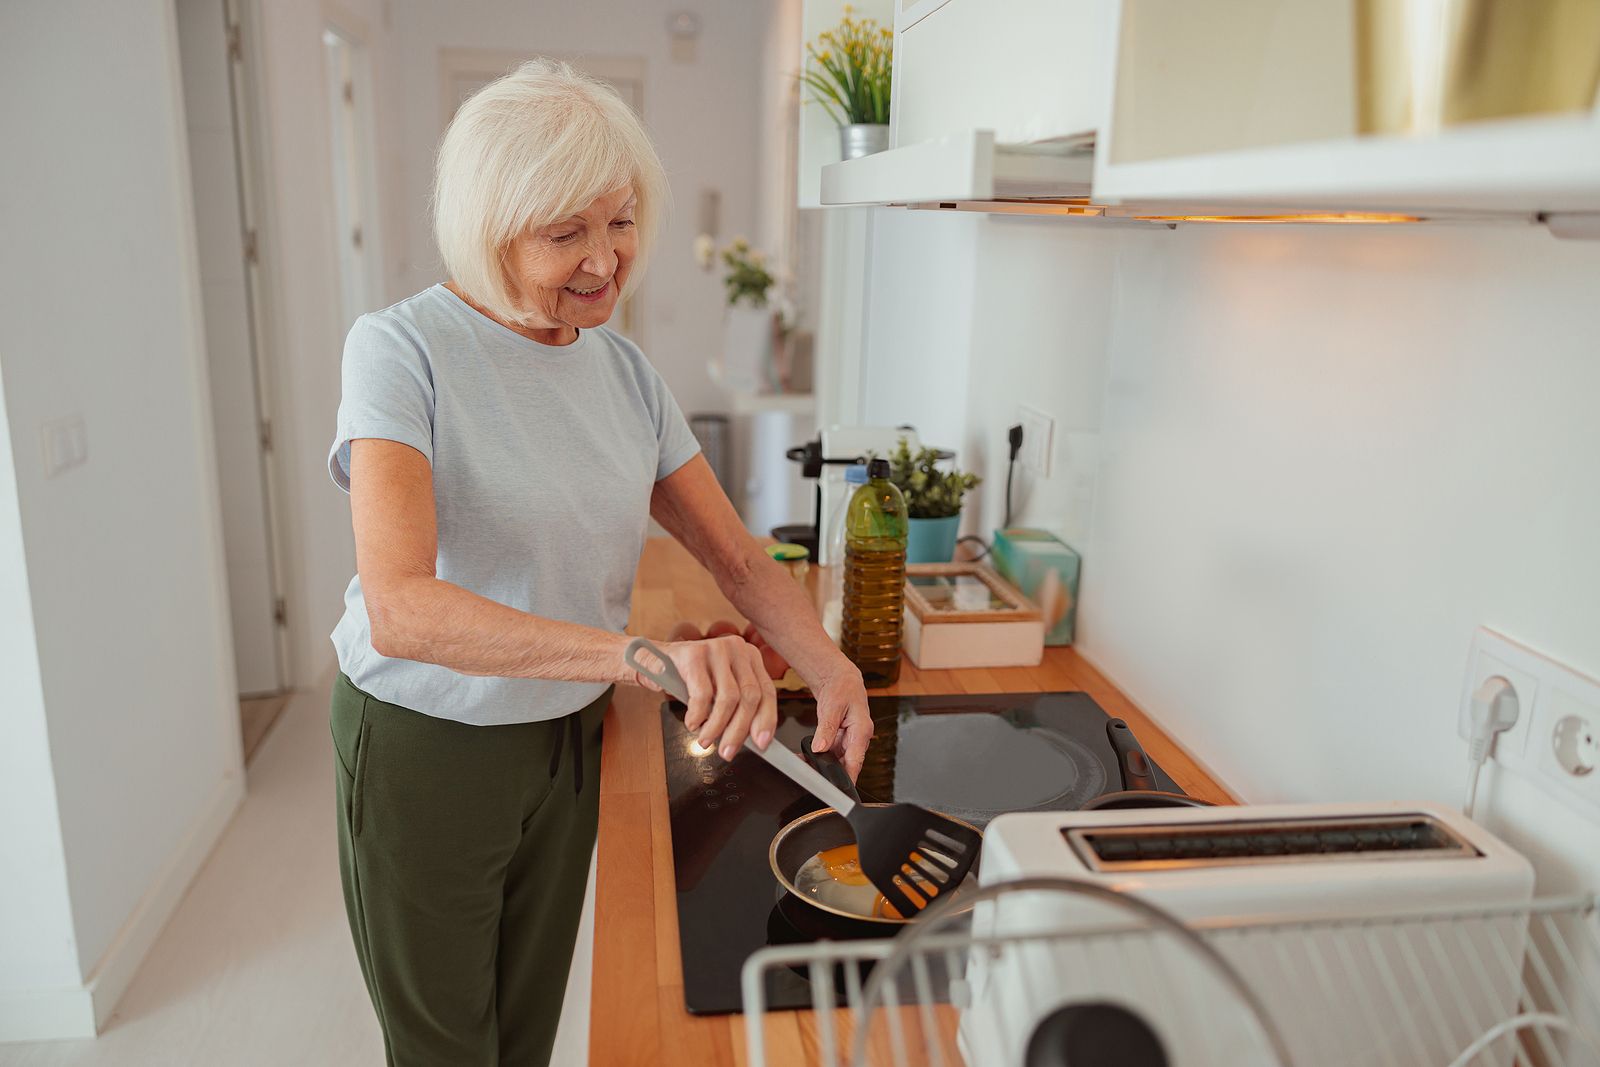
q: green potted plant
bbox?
[801,7,894,160]
[881,437,980,563]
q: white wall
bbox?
[0,0,244,1036]
[0,369,82,1024]
[861,210,1600,890]
[389,0,768,418]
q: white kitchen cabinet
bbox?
[1092,0,1600,217]
[812,0,1113,206]
[889,0,1112,149]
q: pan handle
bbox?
[1107,718,1159,792]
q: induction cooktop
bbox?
[660,691,1182,1015]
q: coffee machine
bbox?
[775,425,940,565]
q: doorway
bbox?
[175,0,288,747]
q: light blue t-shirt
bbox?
[328,284,700,726]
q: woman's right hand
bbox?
[629,635,777,762]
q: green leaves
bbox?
[720,238,774,308]
[878,437,981,519]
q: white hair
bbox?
[433,58,667,325]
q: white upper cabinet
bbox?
[814,0,1113,206]
[890,0,1111,148]
[1092,0,1600,216]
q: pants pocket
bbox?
[351,719,372,837]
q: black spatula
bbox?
[625,637,981,917]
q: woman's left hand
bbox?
[808,662,872,781]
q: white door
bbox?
[176,0,285,695]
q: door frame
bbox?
[220,0,293,693]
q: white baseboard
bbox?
[0,986,96,1043]
[0,770,246,1043]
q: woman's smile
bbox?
[564,278,611,302]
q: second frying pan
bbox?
[1080,718,1214,811]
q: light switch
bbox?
[41,414,88,478]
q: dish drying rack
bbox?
[741,878,1600,1067]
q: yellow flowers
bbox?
[802,11,893,126]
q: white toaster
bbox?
[959,802,1535,1067]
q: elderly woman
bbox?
[326,59,872,1065]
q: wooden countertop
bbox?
[590,538,1234,1065]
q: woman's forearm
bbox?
[366,575,632,684]
[714,545,858,687]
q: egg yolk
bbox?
[814,844,941,919]
[818,843,868,886]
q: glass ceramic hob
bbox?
[660,690,1183,1015]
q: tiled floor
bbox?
[1,672,596,1066]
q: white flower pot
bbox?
[714,305,776,393]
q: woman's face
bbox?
[504,184,637,336]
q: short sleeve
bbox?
[647,361,701,481]
[328,313,436,493]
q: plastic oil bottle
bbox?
[841,458,908,687]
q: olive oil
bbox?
[840,458,908,687]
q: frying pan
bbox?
[768,739,981,927]
[1080,718,1214,811]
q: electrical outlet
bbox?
[1460,627,1600,820]
[1457,629,1540,758]
[1017,406,1054,477]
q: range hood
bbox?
[816,127,1555,229]
[820,129,1094,207]
[817,129,1438,225]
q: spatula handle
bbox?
[623,636,691,701]
[624,636,856,816]
[749,735,857,816]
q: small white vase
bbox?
[715,305,776,393]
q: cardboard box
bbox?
[989,528,1080,646]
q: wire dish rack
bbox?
[741,879,1600,1067]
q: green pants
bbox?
[331,673,607,1066]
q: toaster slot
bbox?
[1066,813,1480,872]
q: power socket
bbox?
[1017,406,1054,477]
[1459,627,1600,821]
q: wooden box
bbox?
[901,563,1045,670]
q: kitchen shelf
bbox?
[820,129,1095,207]
[1093,112,1600,216]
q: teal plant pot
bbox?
[906,515,960,563]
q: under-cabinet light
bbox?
[1130,212,1423,224]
